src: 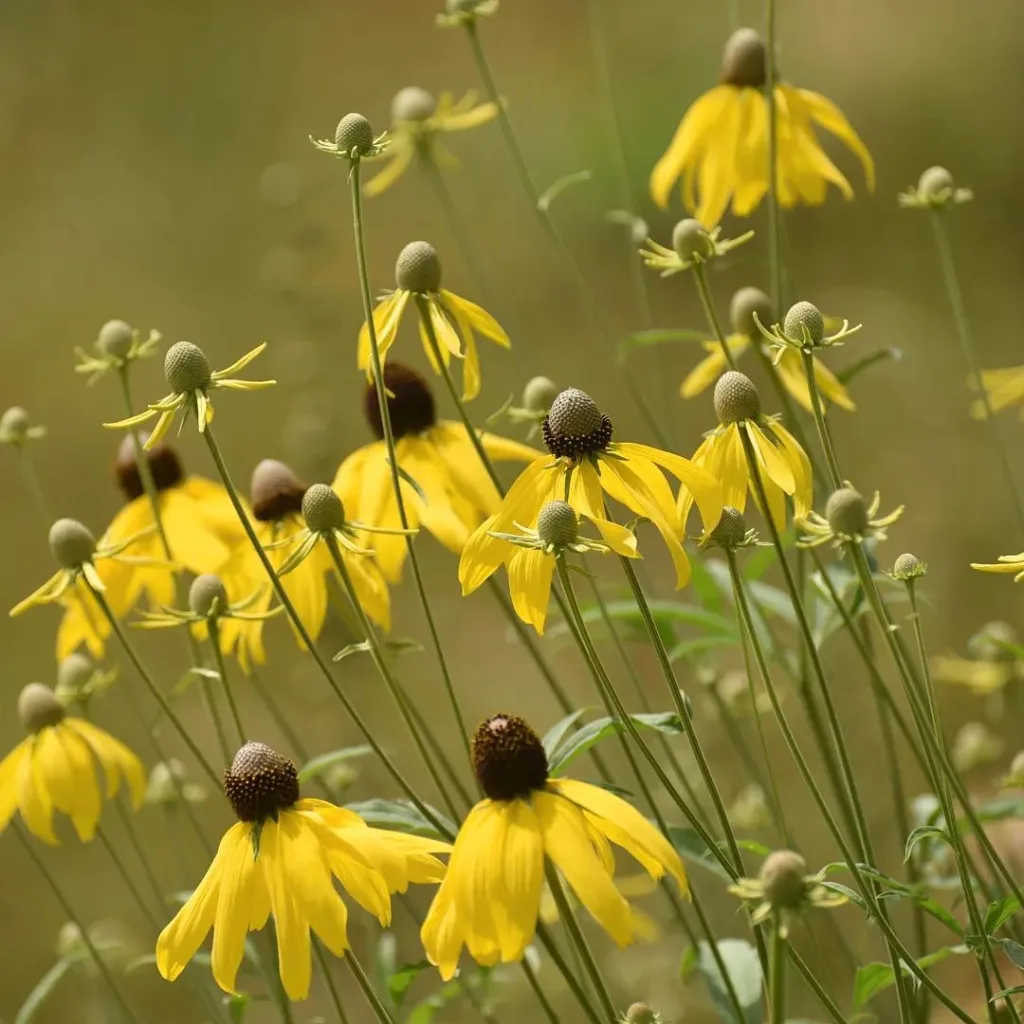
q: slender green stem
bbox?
[15,823,143,1024]
[535,922,604,1024]
[325,535,462,820]
[206,620,246,748]
[97,825,161,928]
[346,951,396,1024]
[348,160,474,780]
[790,948,850,1024]
[769,917,786,1024]
[314,942,351,1024]
[930,210,1024,537]
[545,864,617,1022]
[15,446,52,526]
[200,675,231,764]
[801,349,843,489]
[518,957,560,1024]
[201,425,452,839]
[260,930,297,1024]
[249,665,310,762]
[694,263,737,369]
[765,0,782,311]
[114,799,165,912]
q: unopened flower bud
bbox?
[523,376,559,414]
[0,406,31,443]
[626,1004,659,1024]
[543,388,613,459]
[537,501,579,547]
[392,87,437,122]
[49,518,97,570]
[302,483,346,533]
[57,653,95,696]
[97,319,135,359]
[722,28,766,88]
[918,166,954,199]
[395,241,442,293]
[335,113,374,157]
[672,218,713,263]
[18,683,65,733]
[164,341,211,393]
[760,849,807,909]
[784,301,825,346]
[892,552,927,581]
[825,488,868,537]
[707,506,747,548]
[713,371,760,423]
[730,287,774,338]
[189,574,228,618]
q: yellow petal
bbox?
[19,743,57,844]
[569,461,638,557]
[695,87,746,229]
[681,341,739,399]
[0,742,28,833]
[66,719,146,808]
[450,802,506,967]
[36,726,101,842]
[441,101,499,132]
[209,824,260,995]
[795,86,875,191]
[505,548,555,634]
[363,142,415,198]
[767,420,813,520]
[491,799,544,961]
[442,291,510,347]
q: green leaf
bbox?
[541,709,591,759]
[904,824,953,862]
[15,959,73,1024]
[547,713,683,776]
[910,894,965,938]
[1003,938,1024,971]
[667,826,731,882]
[616,328,707,363]
[537,170,592,213]
[991,985,1024,1001]
[852,946,967,1011]
[985,894,1021,935]
[333,640,372,662]
[226,993,250,1024]
[963,796,1024,827]
[697,939,763,1024]
[345,799,455,840]
[837,346,901,385]
[668,635,740,662]
[679,944,699,982]
[820,882,867,911]
[298,745,372,783]
[387,959,431,1010]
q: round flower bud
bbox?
[49,518,97,570]
[918,166,954,199]
[722,27,766,88]
[626,1004,659,1024]
[730,287,774,338]
[543,388,613,458]
[708,506,747,548]
[759,849,808,909]
[968,621,1019,664]
[395,241,442,293]
[713,371,760,423]
[164,341,212,393]
[892,552,927,581]
[672,218,713,263]
[783,301,825,346]
[302,483,346,533]
[0,406,30,442]
[335,113,374,157]
[537,501,579,547]
[825,487,868,537]
[97,319,135,359]
[522,376,559,414]
[18,683,65,733]
[392,86,437,123]
[189,574,228,618]
[57,653,95,696]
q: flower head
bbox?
[0,406,46,446]
[932,621,1023,696]
[421,715,687,979]
[461,387,723,595]
[358,241,509,401]
[680,372,811,532]
[728,849,846,937]
[104,341,275,448]
[798,484,903,548]
[310,112,388,162]
[156,741,450,1000]
[756,299,862,357]
[899,166,973,211]
[650,27,874,226]
[145,759,208,808]
[0,683,145,843]
[436,0,500,28]
[334,364,538,582]
[55,653,117,708]
[890,552,928,582]
[74,319,161,384]
[971,550,1024,583]
[640,218,752,276]
[697,505,757,550]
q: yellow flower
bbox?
[970,367,1024,419]
[798,485,903,548]
[358,241,508,401]
[680,372,811,532]
[156,743,450,1000]
[363,88,499,198]
[105,341,274,448]
[334,364,538,583]
[421,715,687,980]
[972,552,1024,583]
[0,683,144,844]
[461,388,723,593]
[55,438,245,661]
[649,27,874,227]
[933,622,1022,696]
[540,872,661,943]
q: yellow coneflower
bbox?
[0,684,144,844]
[970,366,1024,419]
[55,438,245,661]
[798,485,903,549]
[421,715,687,979]
[358,241,508,401]
[972,551,1024,583]
[460,387,723,592]
[650,27,874,227]
[334,364,537,583]
[680,372,811,532]
[363,87,498,198]
[156,742,450,1000]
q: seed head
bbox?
[537,501,580,547]
[395,241,442,293]
[626,1005,659,1024]
[722,28,766,88]
[392,86,437,123]
[708,506,747,549]
[730,287,774,338]
[672,218,713,263]
[543,388,613,459]
[892,552,927,581]
[918,166,954,198]
[250,458,306,522]
[335,113,375,157]
[97,319,135,359]
[18,683,65,734]
[0,406,30,442]
[364,363,436,440]
[302,483,346,533]
[825,487,868,538]
[783,301,825,346]
[968,621,1019,664]
[189,574,228,618]
[472,715,549,801]
[760,849,808,909]
[49,519,97,570]
[223,742,299,822]
[164,341,211,393]
[713,371,760,423]
[114,434,184,501]
[57,653,95,695]
[522,375,559,414]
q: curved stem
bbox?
[694,263,737,368]
[518,958,560,1024]
[313,942,351,1024]
[801,349,843,489]
[535,922,604,1024]
[15,447,53,526]
[346,951,396,1024]
[248,665,310,762]
[206,620,246,748]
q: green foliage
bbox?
[547,712,684,775]
[298,745,372,782]
[345,799,456,840]
[697,939,763,1024]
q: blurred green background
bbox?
[3,0,1024,1020]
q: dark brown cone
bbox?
[114,434,184,501]
[223,742,300,822]
[250,458,306,522]
[363,363,436,440]
[472,714,549,801]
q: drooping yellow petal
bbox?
[18,743,57,844]
[210,824,260,995]
[442,291,510,348]
[681,338,748,398]
[66,718,145,808]
[421,881,465,981]
[695,86,747,229]
[794,86,875,192]
[450,802,505,968]
[0,742,28,833]
[441,101,499,132]
[569,461,638,557]
[35,726,102,842]
[363,141,415,198]
[340,550,392,632]
[401,438,472,554]
[506,548,555,634]
[491,798,544,961]
[160,488,232,575]
[767,420,813,520]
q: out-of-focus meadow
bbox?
[3,0,1024,1020]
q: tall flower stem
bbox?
[206,621,246,747]
[314,942,352,1024]
[113,799,164,915]
[519,957,560,1024]
[801,350,843,489]
[346,951,397,1024]
[14,823,143,1024]
[535,923,604,1024]
[200,425,453,839]
[347,160,474,780]
[199,677,231,764]
[693,263,738,369]
[325,536,463,820]
[462,20,669,449]
[764,0,783,311]
[930,210,1024,537]
[15,445,53,526]
[769,917,787,1024]
[249,665,310,761]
